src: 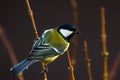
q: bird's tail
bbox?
[10,58,36,76]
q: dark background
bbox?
[0,0,120,80]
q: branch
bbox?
[83,40,93,80]
[109,52,120,80]
[25,0,38,39]
[66,50,75,80]
[0,26,25,80]
[66,1,79,80]
[70,0,79,65]
[25,0,47,80]
[100,6,109,80]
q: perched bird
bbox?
[10,24,79,76]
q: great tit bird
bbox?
[10,24,79,76]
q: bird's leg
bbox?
[41,64,48,75]
[44,64,48,73]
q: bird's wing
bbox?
[30,37,60,57]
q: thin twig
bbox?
[66,50,75,80]
[25,0,47,80]
[25,0,38,39]
[69,0,79,80]
[70,0,79,66]
[0,26,25,80]
[70,0,78,26]
[109,52,120,80]
[41,63,47,80]
[100,6,109,80]
[83,40,92,80]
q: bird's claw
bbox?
[40,65,48,75]
[40,69,48,75]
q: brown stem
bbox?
[69,0,79,80]
[41,63,47,80]
[109,52,120,80]
[0,26,25,80]
[83,40,93,80]
[25,0,47,80]
[100,6,109,80]
[66,50,75,80]
[70,0,78,26]
[25,0,38,39]
[70,0,79,68]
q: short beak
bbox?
[74,30,80,34]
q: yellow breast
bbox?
[42,55,59,64]
[45,29,70,53]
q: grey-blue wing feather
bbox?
[30,37,60,58]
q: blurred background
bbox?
[0,0,120,80]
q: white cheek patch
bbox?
[60,29,73,37]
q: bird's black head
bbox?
[57,24,79,42]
